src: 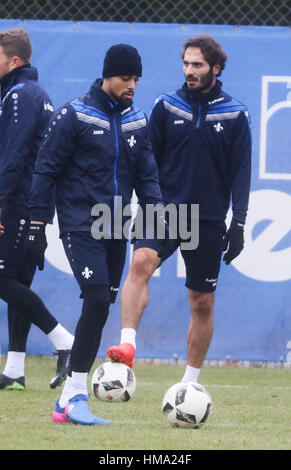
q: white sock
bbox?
[2,351,25,378]
[70,371,88,397]
[120,328,136,349]
[58,372,88,408]
[181,365,201,383]
[59,376,73,408]
[47,323,74,351]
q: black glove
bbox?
[26,223,47,271]
[222,219,244,265]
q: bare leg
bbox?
[187,290,215,368]
[107,247,160,366]
[120,247,160,329]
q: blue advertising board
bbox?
[0,19,290,362]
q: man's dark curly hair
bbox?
[181,35,227,77]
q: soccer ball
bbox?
[162,382,212,428]
[91,361,136,402]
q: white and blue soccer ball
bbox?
[162,382,212,428]
[91,361,136,402]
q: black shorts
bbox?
[134,220,226,292]
[62,232,127,303]
[0,211,36,283]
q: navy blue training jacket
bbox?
[30,79,163,234]
[0,65,54,217]
[149,80,252,224]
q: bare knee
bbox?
[188,291,215,318]
[129,248,159,283]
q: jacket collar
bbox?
[179,79,224,104]
[0,64,38,100]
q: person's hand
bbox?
[156,214,169,243]
[222,219,244,265]
[130,206,169,243]
[26,222,47,270]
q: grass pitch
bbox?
[0,355,291,450]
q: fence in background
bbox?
[0,0,290,25]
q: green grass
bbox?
[0,355,291,450]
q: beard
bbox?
[186,67,214,93]
[118,95,133,107]
[109,89,133,107]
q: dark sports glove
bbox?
[26,223,47,271]
[222,219,244,265]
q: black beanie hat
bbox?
[103,44,142,78]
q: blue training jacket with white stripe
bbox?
[0,65,54,217]
[149,80,252,224]
[30,79,163,234]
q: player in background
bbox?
[0,28,74,391]
[29,44,163,425]
[108,35,252,383]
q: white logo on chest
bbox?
[214,122,224,132]
[127,135,136,148]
